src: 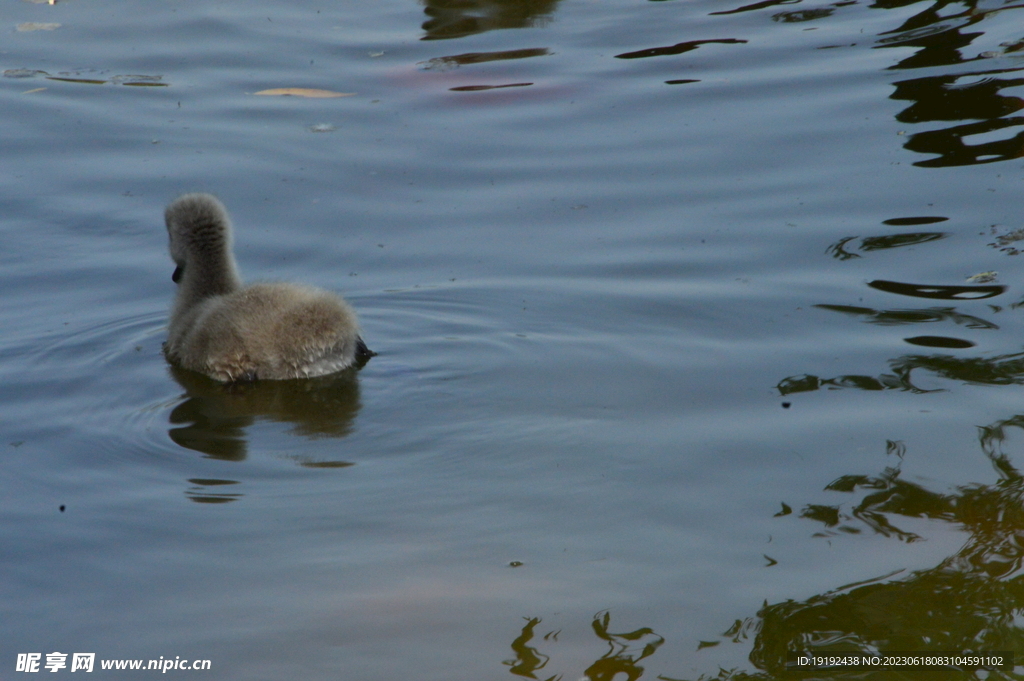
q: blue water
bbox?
[3,0,1024,678]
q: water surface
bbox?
[3,0,1024,678]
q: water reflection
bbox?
[893,73,1024,124]
[900,92,1024,168]
[826,232,948,260]
[450,82,533,91]
[423,0,1024,170]
[867,280,1005,300]
[902,335,975,348]
[505,617,554,679]
[420,0,560,41]
[813,304,998,330]
[615,39,748,61]
[709,0,801,17]
[419,48,550,71]
[777,280,1024,393]
[184,478,243,504]
[874,0,1024,167]
[504,611,664,681]
[166,365,363,461]
[778,347,1024,394]
[882,217,949,226]
[771,8,834,23]
[691,431,1024,680]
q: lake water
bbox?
[3,0,1024,679]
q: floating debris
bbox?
[966,271,998,284]
[111,74,166,86]
[307,123,337,133]
[4,68,47,78]
[17,22,60,31]
[46,75,106,84]
[5,68,168,87]
[988,225,1024,255]
[254,88,355,98]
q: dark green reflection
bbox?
[419,48,550,70]
[784,299,1011,392]
[893,74,1024,124]
[826,232,948,259]
[420,0,560,41]
[887,66,1024,167]
[863,0,1024,168]
[184,479,243,504]
[587,611,664,681]
[813,305,997,329]
[904,335,975,349]
[882,217,949,226]
[904,114,1024,168]
[691,432,1024,680]
[867,280,1005,300]
[615,39,747,60]
[450,82,533,91]
[779,348,1024,395]
[712,0,1024,168]
[504,617,553,679]
[771,8,833,22]
[167,365,363,461]
[503,612,663,681]
[709,0,799,16]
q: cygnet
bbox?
[164,193,373,382]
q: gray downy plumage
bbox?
[164,193,373,382]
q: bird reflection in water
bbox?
[166,364,364,462]
[167,365,363,502]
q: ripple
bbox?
[867,280,1006,300]
[26,310,166,371]
[0,309,183,460]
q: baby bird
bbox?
[164,193,373,382]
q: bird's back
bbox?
[168,282,363,381]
